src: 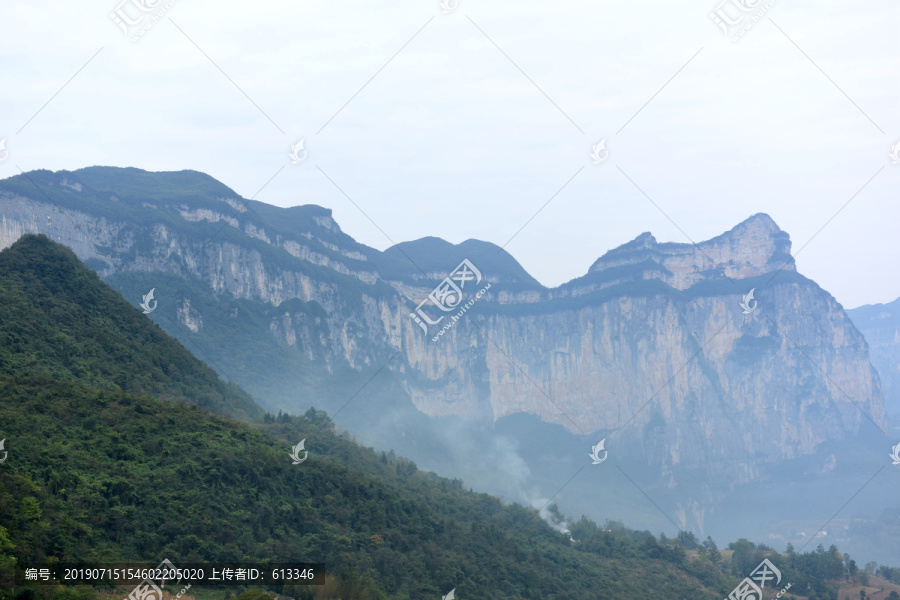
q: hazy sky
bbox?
[1,0,897,308]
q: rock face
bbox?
[404,218,884,486]
[848,297,900,418]
[584,215,793,290]
[0,167,887,488]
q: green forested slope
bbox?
[0,235,260,420]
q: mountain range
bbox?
[1,166,897,565]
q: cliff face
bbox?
[397,217,884,484]
[848,298,900,417]
[0,167,887,487]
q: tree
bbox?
[703,536,721,563]
[303,406,335,431]
[677,530,700,550]
[641,535,662,559]
[730,538,761,576]
[0,525,16,594]
[785,543,797,569]
[879,566,899,582]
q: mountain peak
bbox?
[588,213,793,290]
[372,237,541,288]
[625,231,658,249]
[721,212,782,242]
[737,211,779,228]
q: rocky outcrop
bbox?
[585,214,794,289]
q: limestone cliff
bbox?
[848,297,900,417]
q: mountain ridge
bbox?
[1,167,793,291]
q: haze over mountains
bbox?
[1,166,897,565]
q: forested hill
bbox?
[0,234,883,599]
[0,234,261,420]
